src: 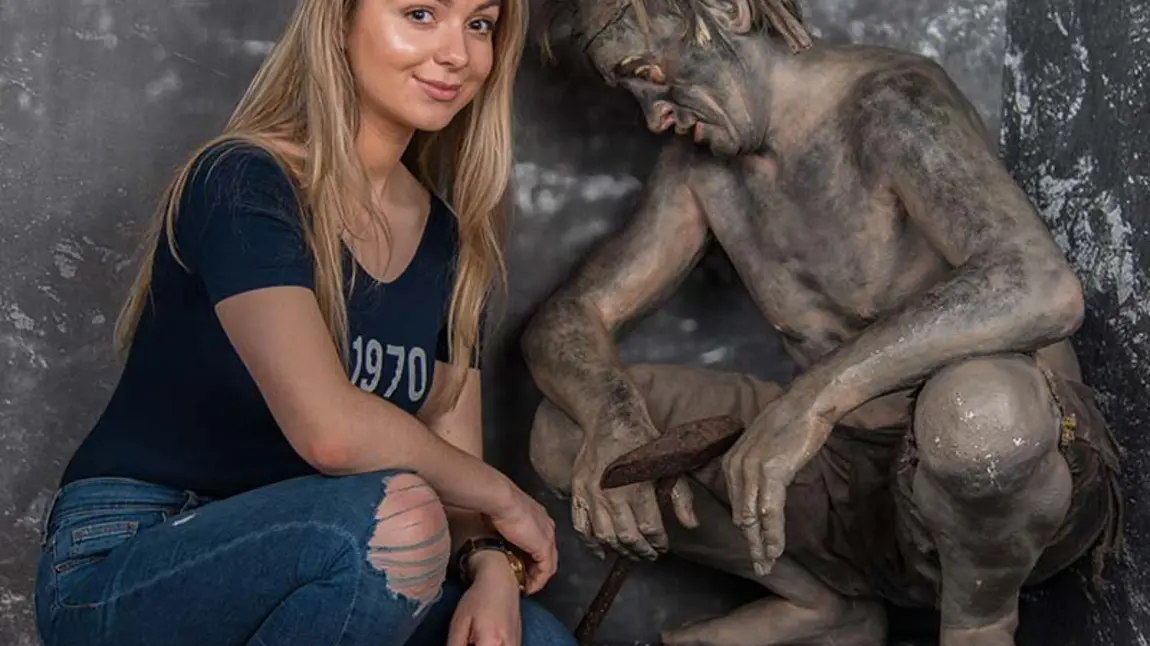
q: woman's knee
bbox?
[367,471,450,605]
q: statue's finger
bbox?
[608,489,656,560]
[590,493,621,556]
[632,486,667,556]
[738,462,767,573]
[742,518,767,576]
[740,457,762,528]
[572,493,591,538]
[671,477,699,529]
[722,452,743,529]
[572,493,604,559]
[759,475,787,562]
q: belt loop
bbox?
[39,488,63,549]
[179,489,201,514]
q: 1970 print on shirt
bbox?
[348,334,432,404]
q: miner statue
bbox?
[521,0,1125,644]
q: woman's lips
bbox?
[415,76,461,102]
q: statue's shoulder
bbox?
[828,44,959,104]
[826,44,982,143]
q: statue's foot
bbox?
[659,597,885,646]
[940,612,1017,646]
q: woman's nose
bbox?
[433,25,469,69]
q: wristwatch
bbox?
[455,537,527,594]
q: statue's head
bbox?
[542,0,810,156]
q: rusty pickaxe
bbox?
[572,415,746,646]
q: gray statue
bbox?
[521,0,1125,643]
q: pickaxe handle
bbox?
[573,415,745,645]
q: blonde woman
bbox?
[32,0,574,644]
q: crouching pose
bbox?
[522,0,1124,644]
[35,1,577,644]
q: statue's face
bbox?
[583,8,758,157]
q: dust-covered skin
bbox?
[520,1,1121,644]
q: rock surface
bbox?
[999,0,1150,643]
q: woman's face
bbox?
[347,0,501,134]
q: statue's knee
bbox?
[529,400,577,492]
[914,356,1058,500]
[368,472,450,604]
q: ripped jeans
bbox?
[34,471,577,646]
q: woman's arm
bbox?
[214,286,516,516]
[217,286,556,590]
[418,365,522,584]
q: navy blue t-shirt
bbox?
[60,142,470,498]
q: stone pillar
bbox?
[1001,1,1149,644]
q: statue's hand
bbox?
[569,417,699,561]
[721,389,830,577]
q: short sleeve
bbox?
[174,143,314,305]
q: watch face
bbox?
[504,552,527,591]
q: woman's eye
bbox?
[407,8,433,22]
[468,18,495,33]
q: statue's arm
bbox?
[522,141,711,437]
[799,62,1085,423]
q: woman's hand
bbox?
[447,552,524,646]
[487,487,558,594]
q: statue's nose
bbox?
[643,99,674,133]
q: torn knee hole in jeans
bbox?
[367,473,450,605]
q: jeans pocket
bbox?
[56,520,138,574]
[50,509,168,609]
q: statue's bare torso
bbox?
[695,136,947,368]
[628,45,1078,373]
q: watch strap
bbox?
[454,537,526,593]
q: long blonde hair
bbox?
[114,0,525,414]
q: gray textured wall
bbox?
[0,1,1006,645]
[999,0,1149,644]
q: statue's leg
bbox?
[530,364,886,646]
[910,354,1074,646]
